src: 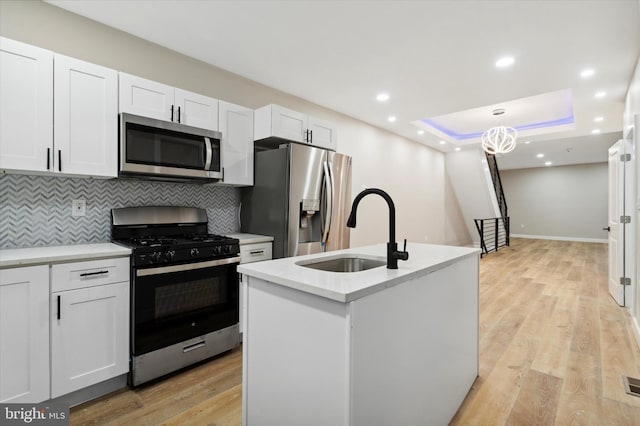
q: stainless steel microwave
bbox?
[119,113,222,182]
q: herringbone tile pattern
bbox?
[0,174,240,248]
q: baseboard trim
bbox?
[510,234,607,244]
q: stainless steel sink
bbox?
[296,255,386,272]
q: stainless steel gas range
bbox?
[111,206,240,386]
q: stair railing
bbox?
[474,217,510,257]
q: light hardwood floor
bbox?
[70,238,640,425]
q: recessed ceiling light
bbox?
[536,153,544,158]
[376,93,389,102]
[592,129,601,134]
[387,116,396,122]
[439,140,447,145]
[594,116,604,122]
[455,147,461,151]
[580,68,595,78]
[545,161,552,166]
[524,140,531,144]
[495,56,514,68]
[595,91,606,98]
[417,130,425,135]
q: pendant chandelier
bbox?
[481,108,517,155]
[481,126,518,155]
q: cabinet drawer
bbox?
[51,257,129,292]
[239,243,272,264]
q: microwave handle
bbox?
[204,137,213,171]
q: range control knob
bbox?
[149,252,162,263]
[190,248,200,258]
[222,245,231,254]
[213,246,221,255]
[165,250,175,262]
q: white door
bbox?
[119,72,174,121]
[0,266,50,403]
[54,55,118,177]
[0,37,53,173]
[608,140,634,306]
[50,282,129,398]
[175,88,219,130]
[219,100,253,185]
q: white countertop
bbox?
[0,243,131,268]
[238,243,480,302]
[228,233,274,245]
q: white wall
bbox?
[445,149,500,246]
[501,163,609,242]
[0,0,454,248]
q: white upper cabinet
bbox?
[119,73,219,131]
[175,88,219,131]
[218,101,254,186]
[0,37,53,172]
[254,104,337,151]
[118,73,174,121]
[54,55,118,177]
[0,37,118,178]
[307,116,337,152]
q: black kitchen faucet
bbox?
[346,188,409,269]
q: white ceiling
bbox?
[47,0,639,169]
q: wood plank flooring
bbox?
[70,238,640,425]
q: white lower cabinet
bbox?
[0,256,130,403]
[236,240,273,336]
[0,265,50,403]
[50,258,129,398]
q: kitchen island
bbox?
[238,242,480,426]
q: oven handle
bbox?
[136,256,241,277]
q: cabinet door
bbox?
[0,265,49,403]
[270,105,307,143]
[119,72,174,121]
[0,37,53,173]
[50,282,129,398]
[219,101,253,186]
[175,88,219,130]
[308,116,337,151]
[54,55,118,177]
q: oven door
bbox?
[120,113,222,180]
[132,257,239,356]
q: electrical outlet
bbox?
[72,199,86,217]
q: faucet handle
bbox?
[393,239,409,262]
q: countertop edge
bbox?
[238,244,480,303]
[0,243,132,269]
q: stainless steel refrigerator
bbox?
[241,143,352,259]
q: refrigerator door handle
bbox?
[322,161,333,246]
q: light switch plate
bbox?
[72,199,86,217]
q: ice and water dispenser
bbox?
[299,198,322,244]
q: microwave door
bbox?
[120,113,222,181]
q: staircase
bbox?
[476,153,510,257]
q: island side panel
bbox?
[349,255,479,426]
[243,276,350,426]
